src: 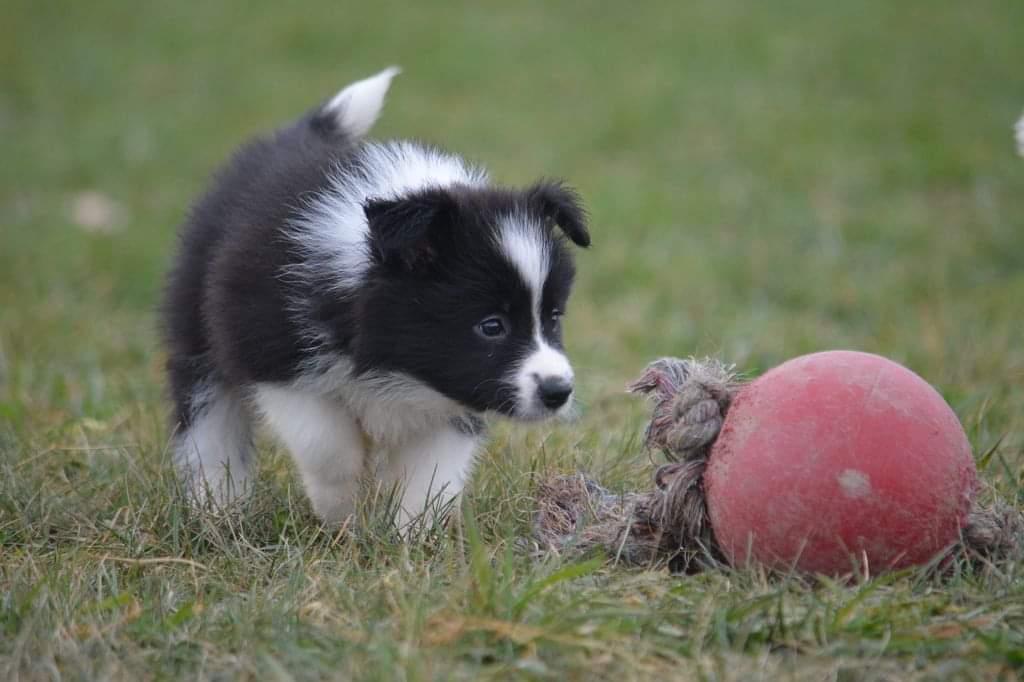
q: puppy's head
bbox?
[357,180,589,420]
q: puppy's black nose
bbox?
[537,377,573,410]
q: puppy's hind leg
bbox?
[255,386,367,526]
[172,382,255,508]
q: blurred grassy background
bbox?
[2,1,1024,679]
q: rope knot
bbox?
[628,357,740,461]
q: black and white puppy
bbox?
[163,67,590,526]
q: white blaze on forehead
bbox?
[498,213,550,308]
[498,214,574,416]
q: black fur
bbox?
[354,185,579,414]
[162,110,355,426]
[163,100,589,430]
[527,180,590,247]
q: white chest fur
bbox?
[292,356,470,447]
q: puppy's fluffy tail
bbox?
[314,66,401,139]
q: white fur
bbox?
[180,363,477,526]
[284,68,488,310]
[515,339,574,418]
[254,385,367,524]
[252,359,477,527]
[497,213,574,417]
[173,384,253,506]
[382,426,480,527]
[284,141,489,305]
[293,356,467,445]
[326,66,401,138]
[498,211,550,300]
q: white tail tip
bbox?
[325,66,401,138]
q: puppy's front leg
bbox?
[383,423,481,528]
[255,386,367,525]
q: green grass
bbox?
[3,0,1024,678]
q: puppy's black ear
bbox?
[364,188,456,270]
[528,180,590,247]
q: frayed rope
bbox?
[531,357,1023,573]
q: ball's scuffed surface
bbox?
[705,351,977,575]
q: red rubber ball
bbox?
[705,351,977,575]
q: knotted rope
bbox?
[531,357,1023,573]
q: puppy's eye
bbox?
[477,317,507,339]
